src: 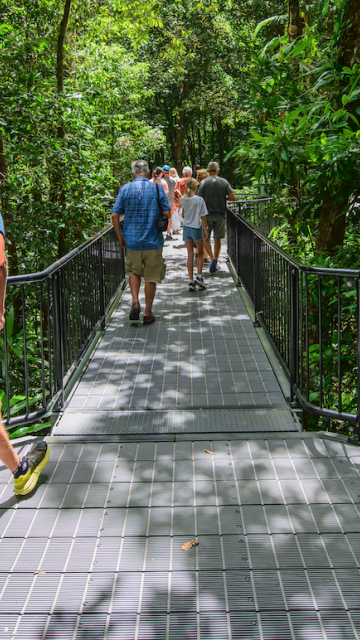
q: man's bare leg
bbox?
[129,274,141,304]
[214,238,221,261]
[203,238,214,262]
[144,282,156,316]
[0,417,20,472]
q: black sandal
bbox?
[143,314,155,325]
[129,302,141,321]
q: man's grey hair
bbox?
[131,160,149,176]
[208,161,219,173]
[182,166,192,176]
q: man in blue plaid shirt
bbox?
[112,160,170,325]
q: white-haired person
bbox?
[174,165,192,211]
[180,177,209,291]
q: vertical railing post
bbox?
[356,275,360,440]
[52,271,64,408]
[290,266,299,404]
[98,238,105,330]
[253,234,261,324]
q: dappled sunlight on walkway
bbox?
[1,435,360,638]
[1,243,359,639]
[66,247,285,414]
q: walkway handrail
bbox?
[229,198,276,236]
[3,226,126,427]
[6,226,115,285]
[227,206,360,437]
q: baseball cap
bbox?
[162,165,170,171]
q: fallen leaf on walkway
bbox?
[204,449,215,455]
[182,539,199,551]
[33,570,46,575]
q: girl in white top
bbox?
[180,178,209,291]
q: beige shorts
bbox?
[126,248,166,283]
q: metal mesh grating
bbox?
[53,408,299,435]
[1,434,360,639]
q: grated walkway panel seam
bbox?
[53,408,299,435]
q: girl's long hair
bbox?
[169,167,179,179]
[198,169,209,182]
[152,166,163,180]
[184,178,198,198]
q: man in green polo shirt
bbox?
[197,161,236,273]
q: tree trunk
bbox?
[175,77,190,174]
[187,133,195,167]
[211,117,215,159]
[170,136,176,167]
[175,109,184,175]
[55,0,72,257]
[191,123,196,165]
[57,0,72,95]
[314,190,351,255]
[217,117,225,167]
[339,0,360,70]
[197,126,203,166]
[288,0,303,39]
[314,0,360,255]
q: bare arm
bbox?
[0,234,7,330]
[111,212,126,249]
[200,215,208,240]
[227,192,236,202]
[163,209,171,219]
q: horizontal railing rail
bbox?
[2,226,126,427]
[229,198,276,236]
[227,206,360,438]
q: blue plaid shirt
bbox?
[112,177,170,251]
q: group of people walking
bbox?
[0,157,234,497]
[0,157,234,496]
[111,159,235,323]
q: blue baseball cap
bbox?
[162,165,170,171]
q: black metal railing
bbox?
[2,226,125,427]
[227,207,360,437]
[231,196,275,236]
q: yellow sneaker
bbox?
[13,441,50,496]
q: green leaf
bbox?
[249,129,264,142]
[9,421,51,440]
[321,0,331,17]
[5,306,14,340]
[290,38,309,58]
[254,15,286,37]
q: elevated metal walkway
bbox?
[55,243,298,436]
[1,242,360,639]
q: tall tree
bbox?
[54,0,72,256]
[315,0,360,255]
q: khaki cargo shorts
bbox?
[126,248,166,283]
[206,213,226,240]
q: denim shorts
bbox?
[183,225,204,243]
